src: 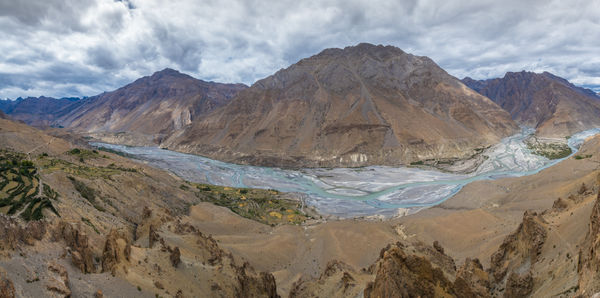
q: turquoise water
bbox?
[92,128,600,218]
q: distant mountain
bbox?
[0,96,82,126]
[57,68,247,145]
[163,43,518,167]
[463,71,600,137]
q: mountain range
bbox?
[463,71,600,137]
[0,96,81,126]
[2,43,600,167]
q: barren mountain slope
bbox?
[0,96,82,127]
[163,43,518,167]
[58,69,247,145]
[0,118,279,297]
[463,71,600,137]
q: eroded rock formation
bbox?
[0,216,46,250]
[364,242,457,298]
[54,222,95,273]
[0,270,15,298]
[577,192,600,295]
[101,230,132,275]
[489,211,547,285]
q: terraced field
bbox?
[0,150,59,220]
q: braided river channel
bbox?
[92,128,600,218]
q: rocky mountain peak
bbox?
[149,68,192,81]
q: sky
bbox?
[0,0,599,99]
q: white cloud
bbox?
[0,0,599,98]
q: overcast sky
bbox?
[1,0,599,99]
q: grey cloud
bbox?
[88,45,120,70]
[0,0,96,31]
[0,0,599,99]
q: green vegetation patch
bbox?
[67,148,100,162]
[95,146,136,159]
[81,217,100,234]
[68,176,105,212]
[574,154,592,160]
[193,183,309,225]
[526,140,572,160]
[0,149,59,220]
[40,158,133,180]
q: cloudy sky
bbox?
[1,0,599,99]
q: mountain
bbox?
[163,43,518,167]
[0,96,82,126]
[463,71,600,137]
[57,68,247,145]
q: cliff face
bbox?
[164,43,517,167]
[488,211,548,297]
[364,242,457,298]
[57,68,247,145]
[463,71,600,137]
[577,192,600,295]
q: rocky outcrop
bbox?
[487,211,547,297]
[196,232,226,266]
[54,222,95,273]
[504,271,533,298]
[454,258,491,298]
[577,192,600,295]
[148,225,160,248]
[0,270,15,298]
[101,230,132,275]
[178,226,280,297]
[46,262,71,297]
[289,260,367,298]
[552,197,570,211]
[170,247,181,268]
[489,211,547,283]
[235,262,279,298]
[0,216,46,250]
[364,242,457,298]
[164,43,517,168]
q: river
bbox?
[91,127,600,218]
